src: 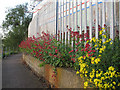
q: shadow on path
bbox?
[2,53,47,88]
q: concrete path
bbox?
[2,53,47,88]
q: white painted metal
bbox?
[80,0,82,35]
[95,0,99,39]
[110,0,115,40]
[84,0,87,34]
[89,0,92,40]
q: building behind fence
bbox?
[28,0,120,40]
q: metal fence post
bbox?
[96,0,99,39]
[90,0,92,40]
[56,0,59,39]
[110,0,115,40]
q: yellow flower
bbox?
[99,55,101,57]
[81,63,86,68]
[102,27,105,30]
[100,48,104,51]
[118,83,120,86]
[103,35,107,38]
[92,37,96,42]
[98,83,103,88]
[87,40,89,43]
[90,79,93,83]
[85,71,88,73]
[76,71,79,74]
[90,72,94,78]
[99,41,102,43]
[106,40,109,43]
[85,74,87,77]
[78,56,83,60]
[91,57,95,64]
[101,77,105,80]
[113,82,116,85]
[84,81,88,88]
[99,50,102,53]
[95,58,100,64]
[109,38,112,41]
[104,84,108,88]
[112,86,115,89]
[94,44,97,47]
[86,54,89,58]
[103,42,106,44]
[83,56,86,60]
[108,66,115,71]
[92,69,95,72]
[110,42,113,44]
[96,74,99,78]
[110,84,113,87]
[99,30,103,35]
[80,74,83,78]
[79,60,83,63]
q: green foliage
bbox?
[2,3,32,50]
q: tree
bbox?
[2,3,32,50]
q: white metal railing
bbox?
[28,0,120,41]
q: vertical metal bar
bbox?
[102,0,105,28]
[66,0,68,44]
[66,0,67,31]
[85,0,87,34]
[56,0,59,39]
[63,0,64,33]
[95,0,99,39]
[69,0,71,28]
[114,0,116,26]
[76,0,78,31]
[90,0,92,40]
[36,12,39,37]
[102,0,106,42]
[72,0,75,31]
[110,0,115,40]
[69,0,71,45]
[60,0,62,40]
[80,0,82,35]
[114,0,116,37]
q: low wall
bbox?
[22,53,85,88]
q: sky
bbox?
[0,0,31,36]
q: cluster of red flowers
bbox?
[19,24,106,67]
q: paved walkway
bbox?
[2,53,47,88]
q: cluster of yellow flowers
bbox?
[77,59,120,89]
[76,28,120,89]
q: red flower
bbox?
[55,49,58,53]
[88,54,91,56]
[71,58,75,63]
[54,55,57,57]
[49,53,52,56]
[75,49,78,52]
[81,49,84,51]
[92,50,96,52]
[87,51,91,53]
[84,48,87,51]
[85,43,90,48]
[69,50,74,53]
